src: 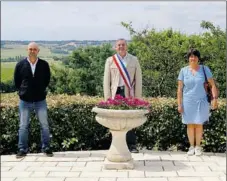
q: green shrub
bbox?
[1,93,225,154]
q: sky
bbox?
[2,1,226,41]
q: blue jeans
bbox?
[18,99,50,152]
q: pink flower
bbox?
[97,96,151,110]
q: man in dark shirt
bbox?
[14,42,53,158]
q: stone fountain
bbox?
[92,107,149,169]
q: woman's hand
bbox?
[211,99,218,110]
[177,81,184,114]
[178,105,184,114]
[207,78,218,110]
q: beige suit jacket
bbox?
[103,53,142,101]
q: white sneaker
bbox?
[187,146,195,156]
[195,146,202,156]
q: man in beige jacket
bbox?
[103,38,142,153]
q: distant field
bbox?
[1,62,16,82]
[1,61,63,83]
[1,45,53,59]
[1,44,69,59]
[1,43,68,82]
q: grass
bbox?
[1,61,64,83]
[1,62,16,82]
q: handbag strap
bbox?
[202,65,208,83]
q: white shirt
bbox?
[118,53,128,87]
[27,58,38,76]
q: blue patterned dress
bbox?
[178,65,212,124]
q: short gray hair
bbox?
[115,38,127,45]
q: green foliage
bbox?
[199,21,226,98]
[51,21,226,98]
[49,44,114,96]
[1,94,225,154]
[0,80,16,93]
[1,55,25,62]
[1,62,17,82]
[121,21,226,98]
[2,21,225,98]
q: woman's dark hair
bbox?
[186,48,200,59]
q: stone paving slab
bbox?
[1,150,226,181]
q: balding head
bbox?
[27,42,39,51]
[27,42,40,61]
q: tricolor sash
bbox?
[112,54,134,96]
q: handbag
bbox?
[202,65,218,104]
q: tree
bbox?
[49,44,114,96]
[121,22,188,97]
[121,21,226,98]
[47,21,225,98]
[199,21,226,98]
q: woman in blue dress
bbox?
[177,48,218,156]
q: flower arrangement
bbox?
[97,95,151,110]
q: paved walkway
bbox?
[1,150,226,181]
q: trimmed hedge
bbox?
[1,93,226,154]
